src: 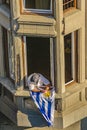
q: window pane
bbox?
[24,0,51,10]
[63,0,76,11]
[25,0,35,8]
[64,33,73,83]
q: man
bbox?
[27,73,55,126]
[27,73,53,93]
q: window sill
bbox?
[18,14,56,26]
[55,80,87,98]
[64,8,81,17]
[64,80,87,98]
[22,9,52,15]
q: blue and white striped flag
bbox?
[30,88,55,126]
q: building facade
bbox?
[0,0,86,130]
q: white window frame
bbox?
[23,0,52,14]
[23,36,54,86]
[65,32,75,85]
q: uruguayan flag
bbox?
[30,88,55,126]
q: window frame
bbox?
[2,27,15,80]
[22,0,53,14]
[64,32,77,85]
[8,32,15,80]
[23,36,55,87]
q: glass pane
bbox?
[64,33,73,83]
[63,0,75,11]
[25,0,35,8]
[24,0,50,10]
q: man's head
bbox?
[31,73,40,84]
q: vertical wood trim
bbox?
[74,0,76,8]
[20,0,23,14]
[22,36,28,87]
[55,0,65,94]
[74,31,78,82]
[22,37,27,88]
[50,38,54,86]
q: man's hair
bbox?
[30,73,40,84]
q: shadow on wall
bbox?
[24,97,48,127]
[0,111,48,130]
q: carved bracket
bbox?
[55,98,62,113]
[62,18,65,35]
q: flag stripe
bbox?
[48,101,51,119]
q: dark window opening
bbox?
[24,0,51,10]
[26,37,50,80]
[2,27,9,77]
[2,0,10,7]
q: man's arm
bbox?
[32,87,45,93]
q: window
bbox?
[2,0,10,6]
[8,33,15,80]
[2,27,9,77]
[64,32,77,84]
[23,37,54,86]
[2,27,15,80]
[23,0,52,14]
[63,0,76,11]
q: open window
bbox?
[64,32,77,85]
[23,36,54,86]
[22,0,53,14]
